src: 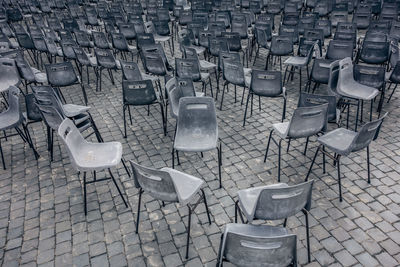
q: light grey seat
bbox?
[172,97,223,187]
[58,118,128,215]
[264,104,329,182]
[130,161,211,259]
[306,113,387,202]
[234,180,313,263]
[217,223,297,267]
[0,86,39,169]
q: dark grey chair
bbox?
[234,180,314,263]
[217,223,297,267]
[130,161,211,259]
[306,114,387,202]
[122,80,166,138]
[172,97,222,187]
[243,70,286,126]
[264,104,329,182]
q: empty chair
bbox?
[183,46,217,87]
[306,114,387,202]
[243,70,286,126]
[72,47,97,86]
[217,224,297,267]
[266,36,293,70]
[234,180,314,263]
[58,118,128,215]
[326,40,354,60]
[386,61,400,103]
[122,80,166,138]
[252,24,272,65]
[172,97,222,187]
[357,40,389,66]
[0,86,39,169]
[94,49,119,92]
[111,32,139,61]
[315,19,332,38]
[175,58,213,96]
[306,58,335,93]
[130,161,211,259]
[0,57,21,93]
[298,92,340,125]
[264,104,328,181]
[45,62,88,105]
[120,61,143,81]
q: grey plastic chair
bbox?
[130,161,211,259]
[0,57,21,93]
[217,223,297,267]
[333,57,380,131]
[122,79,166,138]
[243,70,286,126]
[234,180,314,263]
[58,118,128,215]
[0,86,39,169]
[306,114,387,202]
[172,97,222,187]
[264,104,329,182]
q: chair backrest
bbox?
[250,70,282,97]
[58,118,87,169]
[287,104,328,138]
[360,40,389,64]
[121,61,142,81]
[72,46,90,66]
[111,32,129,51]
[270,35,293,55]
[255,180,314,220]
[130,161,179,202]
[122,79,157,106]
[92,31,110,49]
[218,51,240,71]
[208,37,229,57]
[298,92,337,123]
[327,59,340,96]
[326,40,353,60]
[176,97,218,142]
[5,86,21,117]
[223,228,297,267]
[223,59,245,86]
[351,114,387,152]
[175,58,201,82]
[167,78,195,119]
[45,62,78,87]
[95,49,117,68]
[118,22,137,40]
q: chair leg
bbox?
[217,143,222,188]
[367,146,371,184]
[108,169,128,208]
[322,146,326,174]
[80,83,88,105]
[158,102,166,136]
[83,172,87,215]
[235,200,238,223]
[123,105,127,138]
[387,83,397,103]
[136,188,143,233]
[201,189,211,225]
[263,130,274,162]
[23,124,39,159]
[305,145,321,181]
[220,82,227,110]
[186,205,192,259]
[216,233,224,267]
[355,99,360,132]
[0,138,5,170]
[172,148,175,168]
[243,90,251,127]
[303,209,311,263]
[282,96,286,122]
[336,155,343,202]
[278,139,282,182]
[303,137,309,155]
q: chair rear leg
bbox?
[108,169,128,208]
[185,205,192,259]
[201,189,211,224]
[336,155,343,202]
[263,130,274,162]
[0,138,5,170]
[305,145,321,181]
[136,188,143,233]
[367,146,371,184]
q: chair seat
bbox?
[224,223,288,238]
[318,128,357,156]
[142,73,159,82]
[199,60,216,70]
[63,104,90,118]
[243,67,252,76]
[31,67,48,83]
[72,141,122,171]
[339,80,379,101]
[174,126,218,152]
[0,108,23,131]
[200,72,210,81]
[88,56,97,66]
[238,183,289,222]
[284,56,308,67]
[161,167,204,205]
[272,121,290,139]
[190,45,206,55]
[154,35,170,43]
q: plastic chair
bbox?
[243,70,286,126]
[58,118,128,215]
[172,97,222,187]
[175,58,213,96]
[130,161,211,259]
[326,40,354,60]
[45,61,88,105]
[0,86,39,169]
[357,40,389,66]
[120,61,142,81]
[264,104,328,182]
[217,223,297,267]
[298,92,339,124]
[386,61,400,103]
[94,48,118,92]
[266,36,293,70]
[306,114,387,202]
[0,57,21,93]
[219,59,251,110]
[72,46,97,87]
[234,180,314,263]
[122,79,166,137]
[111,32,139,61]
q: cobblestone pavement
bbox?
[1,29,400,267]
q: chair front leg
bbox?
[136,188,143,233]
[367,146,370,184]
[305,145,321,181]
[302,209,311,263]
[185,205,192,259]
[263,130,274,162]
[201,189,211,225]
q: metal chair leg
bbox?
[186,205,192,259]
[263,130,274,162]
[83,172,87,215]
[136,188,143,233]
[201,189,211,225]
[337,155,343,202]
[108,169,128,208]
[278,139,282,182]
[305,145,321,181]
[367,146,370,184]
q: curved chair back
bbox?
[298,92,337,123]
[223,59,245,86]
[118,23,137,40]
[326,40,353,60]
[111,32,129,52]
[251,70,282,97]
[218,51,240,72]
[121,61,142,81]
[255,180,314,220]
[130,161,179,202]
[60,39,77,59]
[36,103,64,131]
[327,59,340,97]
[58,118,86,169]
[45,62,78,87]
[288,104,328,138]
[92,31,110,49]
[137,33,155,50]
[270,36,293,56]
[0,57,21,92]
[224,231,297,267]
[175,58,201,82]
[351,114,387,153]
[95,49,117,69]
[122,80,157,106]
